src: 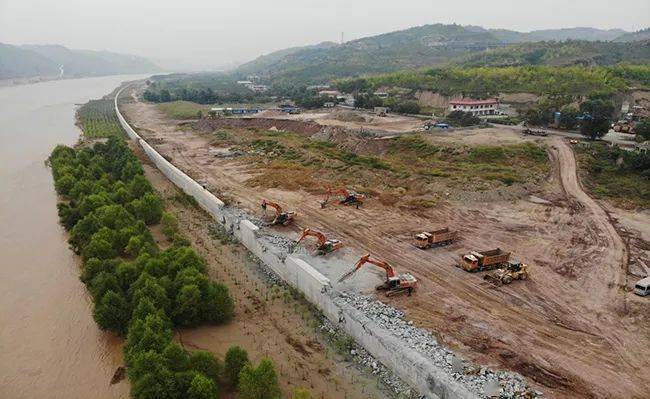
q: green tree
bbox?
[173,284,203,326]
[128,174,153,199]
[54,174,76,195]
[580,99,615,140]
[163,343,190,372]
[129,193,164,225]
[238,358,280,399]
[161,212,179,239]
[224,346,249,387]
[189,351,222,385]
[82,236,116,260]
[202,282,234,324]
[558,106,579,130]
[636,117,650,141]
[93,290,131,334]
[187,373,218,399]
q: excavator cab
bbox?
[261,199,295,226]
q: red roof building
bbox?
[449,98,499,116]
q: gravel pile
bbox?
[337,292,544,399]
[260,232,296,253]
[319,317,419,399]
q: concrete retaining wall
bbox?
[115,87,477,399]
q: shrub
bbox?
[238,358,281,399]
[224,346,249,387]
[161,212,179,239]
[189,351,222,385]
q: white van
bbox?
[634,277,650,296]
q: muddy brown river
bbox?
[0,76,146,399]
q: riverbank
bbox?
[0,75,147,399]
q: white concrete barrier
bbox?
[115,86,478,399]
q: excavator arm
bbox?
[261,199,283,216]
[296,228,327,247]
[338,254,395,282]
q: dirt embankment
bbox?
[123,93,650,399]
[195,117,323,136]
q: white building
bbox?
[449,98,499,116]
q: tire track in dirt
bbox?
[550,137,627,308]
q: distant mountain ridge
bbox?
[0,43,158,80]
[613,28,650,42]
[235,23,648,85]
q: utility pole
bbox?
[340,32,344,44]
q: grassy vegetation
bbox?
[207,126,549,205]
[575,143,650,209]
[76,97,125,138]
[157,101,209,119]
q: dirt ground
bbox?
[257,107,426,134]
[136,147,392,399]
[123,92,650,399]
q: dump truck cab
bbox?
[413,232,431,249]
[460,253,480,271]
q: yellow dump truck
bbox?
[413,228,457,249]
[458,248,510,272]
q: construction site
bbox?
[119,84,649,399]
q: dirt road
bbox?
[122,94,650,398]
[551,138,628,308]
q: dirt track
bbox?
[123,95,650,399]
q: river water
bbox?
[0,75,147,399]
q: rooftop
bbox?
[450,98,499,106]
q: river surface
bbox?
[0,75,147,399]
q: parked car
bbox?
[634,277,650,296]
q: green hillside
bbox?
[456,40,650,67]
[236,24,504,84]
[335,65,650,97]
[0,43,157,80]
[234,24,644,85]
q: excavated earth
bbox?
[122,92,650,399]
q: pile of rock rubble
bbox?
[337,292,544,399]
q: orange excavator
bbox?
[338,254,417,297]
[320,188,365,209]
[261,199,295,226]
[296,228,343,255]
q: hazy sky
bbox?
[1,0,648,71]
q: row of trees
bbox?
[522,93,617,140]
[49,138,294,398]
[143,86,271,105]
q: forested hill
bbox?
[0,43,158,80]
[235,24,506,84]
[456,40,650,67]
[234,23,647,85]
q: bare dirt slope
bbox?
[122,96,650,399]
